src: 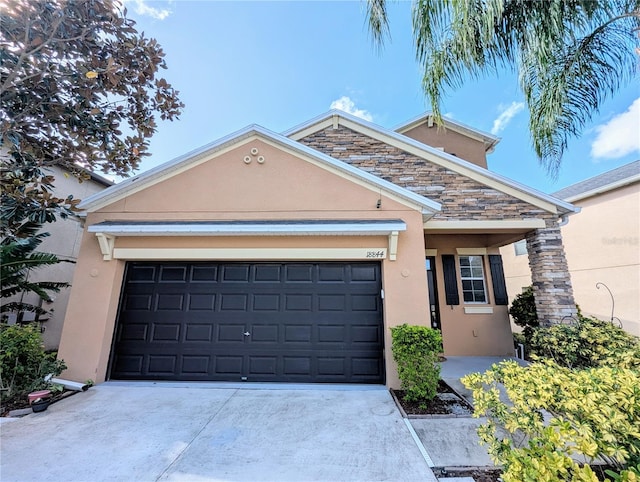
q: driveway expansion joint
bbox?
[154,388,239,481]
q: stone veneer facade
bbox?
[300,125,577,324]
[526,220,578,325]
[301,127,548,220]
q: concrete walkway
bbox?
[0,384,437,482]
[410,356,526,468]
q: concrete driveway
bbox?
[0,383,437,482]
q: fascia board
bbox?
[78,124,441,215]
[562,175,640,203]
[87,220,408,236]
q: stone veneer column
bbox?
[525,218,577,326]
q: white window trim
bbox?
[459,255,488,304]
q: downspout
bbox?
[558,214,570,227]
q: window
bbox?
[514,239,527,256]
[459,256,487,303]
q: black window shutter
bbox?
[489,255,508,305]
[441,255,459,305]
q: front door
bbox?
[426,257,441,330]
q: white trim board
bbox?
[111,248,389,261]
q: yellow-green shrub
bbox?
[462,360,640,482]
[529,316,640,369]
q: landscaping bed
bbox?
[391,379,474,417]
[1,389,77,417]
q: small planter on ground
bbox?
[30,398,51,413]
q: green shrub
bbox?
[391,324,442,403]
[462,360,640,482]
[0,324,66,404]
[529,315,640,369]
[509,286,538,342]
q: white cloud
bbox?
[591,98,640,160]
[125,0,171,20]
[491,101,525,135]
[330,96,373,122]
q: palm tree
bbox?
[367,0,640,176]
[1,232,70,323]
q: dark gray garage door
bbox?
[110,262,384,383]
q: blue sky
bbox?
[123,0,639,194]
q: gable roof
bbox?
[393,113,500,153]
[552,160,640,202]
[284,110,576,215]
[77,124,442,216]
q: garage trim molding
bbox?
[89,219,406,261]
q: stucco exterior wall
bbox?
[58,139,430,387]
[426,235,514,356]
[400,124,489,168]
[501,182,639,336]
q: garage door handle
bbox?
[243,331,251,336]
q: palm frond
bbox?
[365,0,640,172]
[523,11,639,175]
[367,0,391,47]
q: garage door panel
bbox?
[285,294,313,311]
[249,324,279,342]
[123,293,153,311]
[317,265,346,282]
[217,324,246,342]
[151,323,181,342]
[128,265,157,282]
[284,325,312,343]
[252,294,280,311]
[254,265,281,282]
[182,355,210,374]
[221,265,251,282]
[184,324,213,342]
[156,293,185,311]
[214,355,244,375]
[159,265,188,282]
[187,293,216,311]
[191,265,218,282]
[111,262,383,383]
[148,355,177,375]
[220,293,248,311]
[351,325,382,343]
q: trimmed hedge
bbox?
[391,324,442,403]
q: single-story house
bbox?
[58,110,577,387]
[502,160,639,336]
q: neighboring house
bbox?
[3,165,112,350]
[502,160,640,337]
[58,111,577,387]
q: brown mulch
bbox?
[437,468,503,482]
[392,380,474,416]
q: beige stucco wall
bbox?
[501,182,640,336]
[58,138,430,387]
[427,234,514,356]
[401,124,488,168]
[6,166,109,349]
